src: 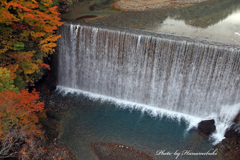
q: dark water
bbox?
[52,92,220,160]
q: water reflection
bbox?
[62,0,240,44]
[147,11,240,44]
[169,0,240,28]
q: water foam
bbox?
[56,85,239,144]
[56,24,240,145]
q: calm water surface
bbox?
[52,92,220,160]
[62,0,240,45]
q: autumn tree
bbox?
[0,69,73,159]
[0,1,73,159]
[0,0,64,89]
[0,89,44,138]
[0,88,45,159]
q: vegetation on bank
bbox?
[0,0,73,159]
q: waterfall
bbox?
[57,23,240,142]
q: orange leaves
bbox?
[40,0,53,7]
[23,1,38,9]
[16,89,44,112]
[3,9,15,19]
[0,89,44,137]
[24,12,36,19]
[0,0,64,88]
[32,31,46,38]
[44,25,58,32]
[40,34,62,44]
[48,6,61,15]
[5,64,18,80]
[41,43,57,54]
[0,8,18,25]
[6,2,32,12]
[40,34,61,54]
[21,150,27,155]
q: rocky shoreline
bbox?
[92,142,154,160]
[113,0,210,11]
[216,113,240,160]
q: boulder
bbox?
[92,142,154,160]
[233,111,240,123]
[198,119,216,136]
[76,15,97,21]
[224,124,240,140]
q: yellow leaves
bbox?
[41,43,56,54]
[40,0,53,7]
[40,34,61,44]
[39,34,61,54]
[35,59,43,64]
[22,1,38,9]
[0,47,9,55]
[21,62,39,75]
[0,0,7,7]
[6,64,18,80]
[0,67,18,92]
[32,31,46,38]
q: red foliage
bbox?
[0,89,44,137]
[39,63,51,70]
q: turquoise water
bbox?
[54,1,240,159]
[52,92,220,160]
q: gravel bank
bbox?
[113,0,209,11]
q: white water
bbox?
[57,23,240,143]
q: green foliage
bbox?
[13,71,25,90]
[13,42,24,51]
[53,0,59,6]
[0,67,18,92]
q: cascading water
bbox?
[56,23,240,142]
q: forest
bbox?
[0,0,71,159]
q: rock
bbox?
[198,119,216,136]
[76,15,98,21]
[92,142,154,160]
[234,111,240,123]
[216,122,240,159]
[224,124,240,140]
